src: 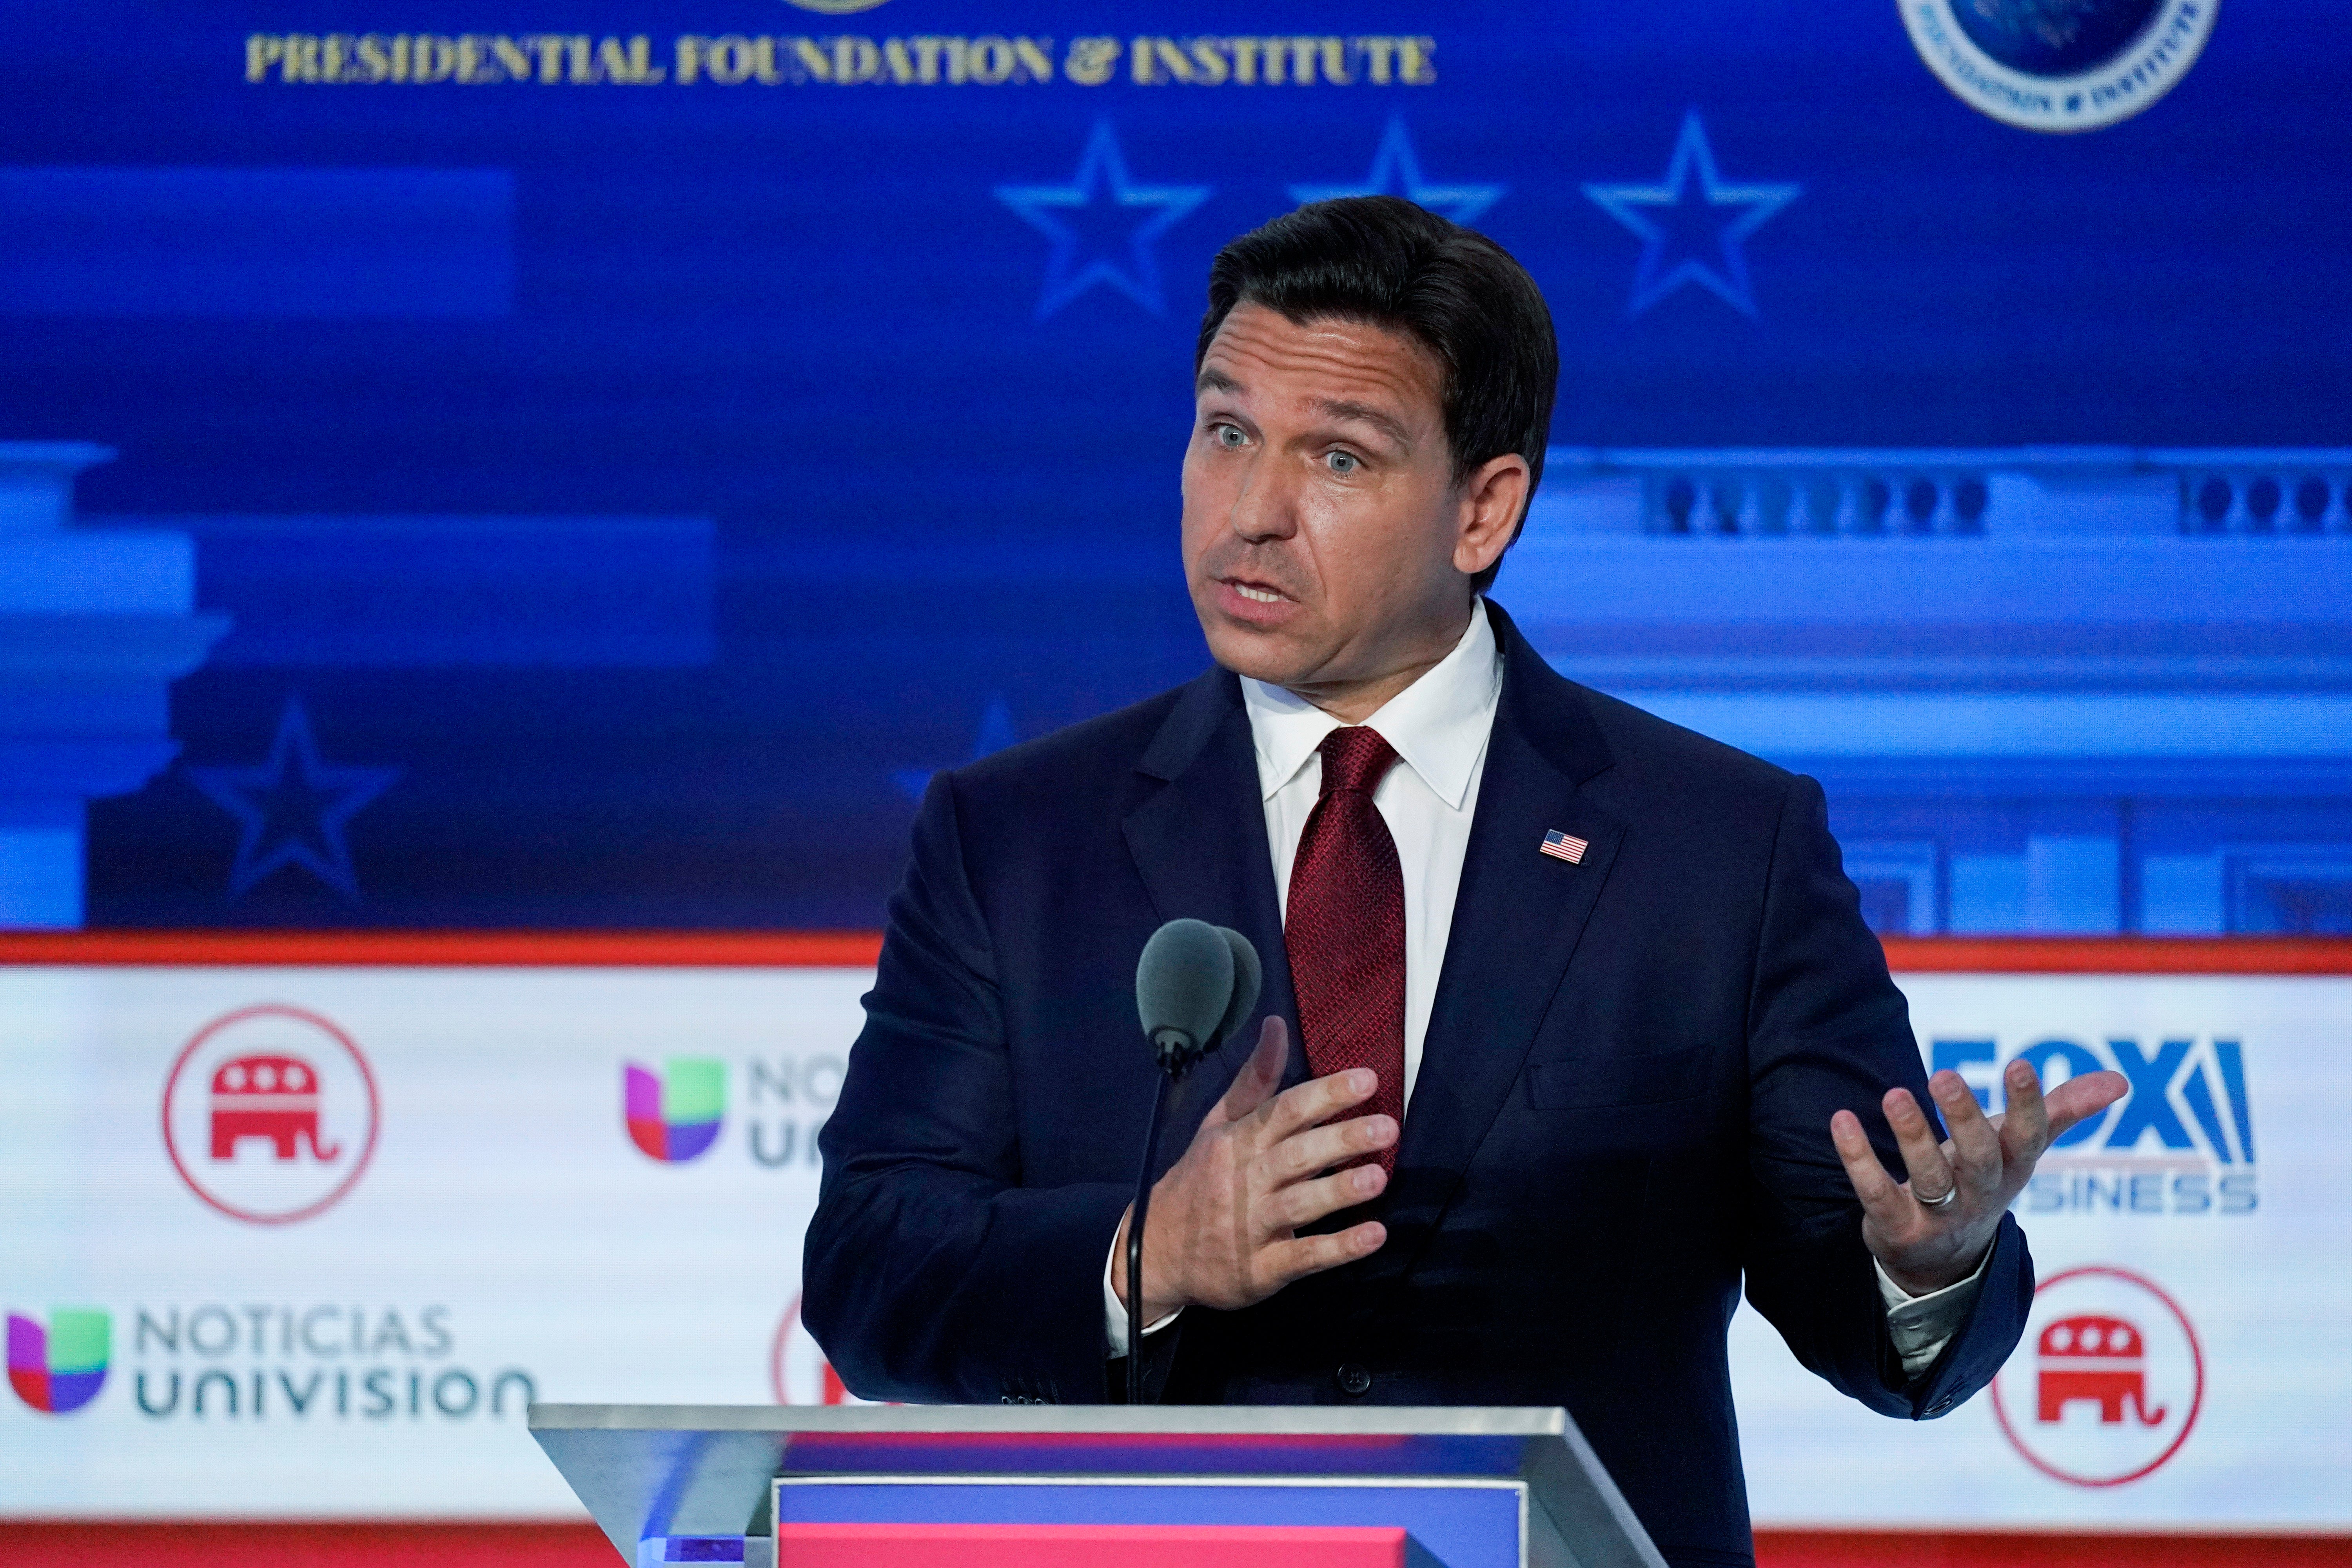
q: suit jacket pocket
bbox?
[1525,1043,1711,1109]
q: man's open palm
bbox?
[1831,1059,2129,1295]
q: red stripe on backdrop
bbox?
[2,1524,2349,1568]
[0,932,2345,973]
[0,1523,615,1568]
[1878,937,2352,974]
[0,930,886,967]
[1756,1530,2352,1568]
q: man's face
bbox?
[1181,302,1521,704]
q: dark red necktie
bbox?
[1285,726,1406,1175]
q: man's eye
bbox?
[1212,424,1246,449]
[1327,450,1360,475]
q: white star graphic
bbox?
[1582,110,1800,318]
[1288,117,1505,225]
[995,121,1212,319]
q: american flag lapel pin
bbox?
[1540,829,1588,865]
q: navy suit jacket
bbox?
[806,602,2032,1568]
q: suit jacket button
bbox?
[1336,1365,1372,1397]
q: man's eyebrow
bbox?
[1312,398,1414,451]
[1195,367,1243,396]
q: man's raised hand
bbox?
[1831,1058,2129,1296]
[1111,1016,1395,1323]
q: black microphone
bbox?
[1136,918,1236,1074]
[1125,919,1260,1404]
[1213,924,1263,1054]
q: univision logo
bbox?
[7,1309,110,1415]
[617,1054,839,1169]
[624,1058,726,1162]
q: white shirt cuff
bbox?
[1875,1245,1992,1379]
[1103,1226,1183,1359]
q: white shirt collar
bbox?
[1240,600,1502,812]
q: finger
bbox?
[1257,1063,1380,1143]
[1267,1113,1399,1184]
[1996,1056,2050,1166]
[1926,1070,2002,1196]
[2043,1069,2130,1142]
[1263,1221,1386,1288]
[1883,1087,1958,1205]
[1828,1109,1907,1221]
[1261,1160,1388,1237]
[1210,1016,1290,1127]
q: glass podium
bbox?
[529,1404,1667,1568]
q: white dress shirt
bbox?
[1106,601,1983,1372]
[1245,600,1503,1104]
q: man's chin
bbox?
[1197,614,1319,689]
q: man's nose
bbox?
[1226,458,1297,544]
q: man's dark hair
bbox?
[1195,195,1558,593]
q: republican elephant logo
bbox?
[162,1004,380,1225]
[2035,1313,2166,1427]
[1992,1265,2203,1488]
[209,1053,343,1161]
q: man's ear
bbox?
[1452,453,1532,579]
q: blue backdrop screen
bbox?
[5,0,2347,933]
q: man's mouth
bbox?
[1221,577,1289,604]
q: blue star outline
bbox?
[1582,110,1800,318]
[187,696,400,900]
[995,121,1213,319]
[1289,117,1505,225]
[894,693,1020,801]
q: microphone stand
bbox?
[1125,1030,1201,1407]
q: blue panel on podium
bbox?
[774,1481,1520,1568]
[774,1431,1533,1478]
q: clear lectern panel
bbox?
[529,1405,1667,1568]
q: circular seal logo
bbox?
[1899,0,2218,132]
[1991,1265,2205,1486]
[769,1294,875,1406]
[161,1004,381,1225]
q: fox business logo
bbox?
[1929,1034,2255,1217]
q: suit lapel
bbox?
[1120,670,1300,1110]
[1363,603,1626,1284]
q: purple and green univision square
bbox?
[626,1058,726,1162]
[8,1309,110,1414]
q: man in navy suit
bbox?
[806,197,2123,1568]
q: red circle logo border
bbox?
[160,1003,382,1226]
[768,1295,797,1405]
[1991,1263,2207,1489]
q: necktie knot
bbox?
[1317,726,1398,799]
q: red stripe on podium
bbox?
[773,1523,1410,1566]
[0,1524,2346,1568]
